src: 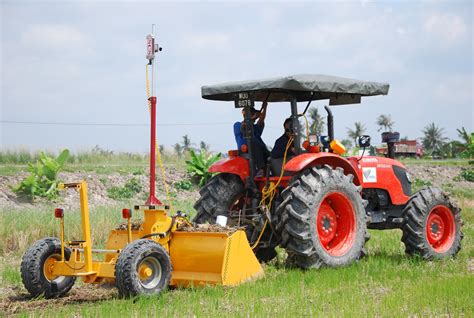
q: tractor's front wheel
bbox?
[277,165,368,269]
[21,237,76,298]
[401,187,463,259]
[115,239,172,298]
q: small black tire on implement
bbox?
[21,237,76,299]
[276,165,368,269]
[401,187,463,259]
[193,173,244,224]
[115,239,172,298]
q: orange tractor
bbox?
[194,74,463,268]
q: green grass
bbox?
[1,188,473,316]
[0,149,189,175]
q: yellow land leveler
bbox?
[20,29,263,299]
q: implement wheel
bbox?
[115,239,172,298]
[276,165,368,269]
[21,237,76,298]
[401,187,463,259]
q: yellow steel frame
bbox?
[52,181,177,284]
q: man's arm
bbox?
[256,101,268,127]
[234,122,244,148]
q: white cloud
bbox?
[289,21,371,51]
[180,32,231,50]
[21,24,91,52]
[423,13,467,44]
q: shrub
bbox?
[107,178,142,200]
[412,178,432,192]
[459,169,474,182]
[175,180,193,191]
[13,149,70,200]
[185,150,221,186]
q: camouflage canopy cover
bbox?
[201,74,390,105]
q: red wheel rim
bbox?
[426,205,455,253]
[316,192,356,257]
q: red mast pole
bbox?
[146,96,161,205]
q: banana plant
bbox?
[14,149,70,200]
[185,150,221,186]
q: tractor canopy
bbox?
[201,74,389,105]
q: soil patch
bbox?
[0,284,116,316]
[177,223,244,234]
[0,169,198,211]
[405,164,473,190]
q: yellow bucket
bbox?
[169,230,264,287]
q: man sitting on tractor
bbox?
[233,102,269,177]
[271,117,295,160]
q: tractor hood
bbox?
[201,74,389,105]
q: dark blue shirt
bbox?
[271,133,295,159]
[234,122,265,149]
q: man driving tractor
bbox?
[271,117,295,160]
[233,101,269,177]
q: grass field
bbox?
[0,152,473,316]
[0,194,473,317]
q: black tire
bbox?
[193,173,245,224]
[276,165,368,269]
[193,173,278,263]
[401,187,463,259]
[115,239,172,298]
[21,237,76,298]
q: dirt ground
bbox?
[0,164,471,211]
[406,164,473,190]
[0,168,199,210]
[0,284,116,316]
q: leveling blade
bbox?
[169,230,264,287]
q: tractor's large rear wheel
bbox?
[193,173,245,224]
[401,187,462,259]
[193,173,277,262]
[276,165,368,269]
[21,237,76,298]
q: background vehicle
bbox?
[194,74,463,268]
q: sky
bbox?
[1,0,473,154]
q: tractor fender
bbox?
[209,156,250,182]
[284,153,361,185]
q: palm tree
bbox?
[200,141,210,153]
[174,143,183,157]
[308,107,325,136]
[341,139,352,150]
[457,127,472,145]
[347,122,366,145]
[181,135,193,152]
[376,114,394,132]
[422,123,448,155]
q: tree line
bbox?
[307,108,472,158]
[165,109,472,159]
